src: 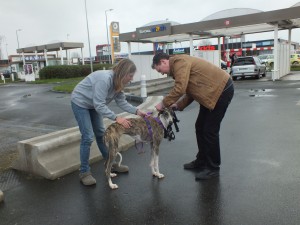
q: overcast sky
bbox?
[0,0,300,58]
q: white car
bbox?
[231,56,266,80]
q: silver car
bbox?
[231,56,266,80]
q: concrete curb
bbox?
[124,77,174,96]
[0,190,3,203]
[12,96,163,180]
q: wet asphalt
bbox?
[1,78,300,225]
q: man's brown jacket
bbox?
[163,54,230,110]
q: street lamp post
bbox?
[105,9,113,64]
[16,29,22,60]
[16,29,22,68]
[84,0,93,72]
[16,29,21,50]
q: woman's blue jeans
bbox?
[71,101,108,173]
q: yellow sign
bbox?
[110,21,120,64]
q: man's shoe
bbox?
[79,171,96,186]
[184,160,206,170]
[195,168,219,180]
[111,163,129,173]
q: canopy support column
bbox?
[272,23,279,81]
[44,49,48,66]
[288,28,292,73]
[81,48,85,65]
[60,47,63,65]
[127,42,132,59]
[189,34,194,56]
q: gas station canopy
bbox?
[120,5,300,43]
[17,42,84,54]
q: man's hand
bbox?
[116,117,132,128]
[170,103,178,111]
[155,102,164,111]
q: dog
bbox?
[104,108,177,190]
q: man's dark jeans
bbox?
[195,79,234,169]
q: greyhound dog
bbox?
[104,108,178,190]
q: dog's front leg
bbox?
[150,144,164,179]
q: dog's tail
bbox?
[116,152,122,166]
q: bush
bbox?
[291,65,300,71]
[39,64,112,79]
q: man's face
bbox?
[154,59,170,75]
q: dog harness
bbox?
[144,115,164,139]
[135,111,180,153]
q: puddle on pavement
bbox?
[249,89,274,93]
[249,94,277,97]
[249,89,277,97]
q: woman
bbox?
[71,59,146,186]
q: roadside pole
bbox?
[140,74,147,101]
[1,73,5,84]
[0,189,4,203]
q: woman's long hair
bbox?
[112,59,136,92]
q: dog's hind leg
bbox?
[150,143,164,179]
[105,148,119,189]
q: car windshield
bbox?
[234,58,255,66]
[258,55,268,60]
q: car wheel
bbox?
[233,77,237,81]
[292,61,299,65]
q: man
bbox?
[152,53,234,180]
[230,53,237,68]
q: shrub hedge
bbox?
[39,64,112,79]
[291,65,300,71]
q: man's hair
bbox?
[151,52,170,69]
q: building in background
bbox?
[95,44,110,63]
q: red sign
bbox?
[198,45,216,51]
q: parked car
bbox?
[0,70,12,79]
[258,54,274,68]
[290,54,300,65]
[231,56,266,80]
[258,53,300,67]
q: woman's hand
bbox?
[116,117,132,128]
[136,109,147,117]
[155,102,164,111]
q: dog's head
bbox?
[158,108,174,128]
[158,108,180,141]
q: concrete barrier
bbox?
[124,77,174,96]
[12,96,163,180]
